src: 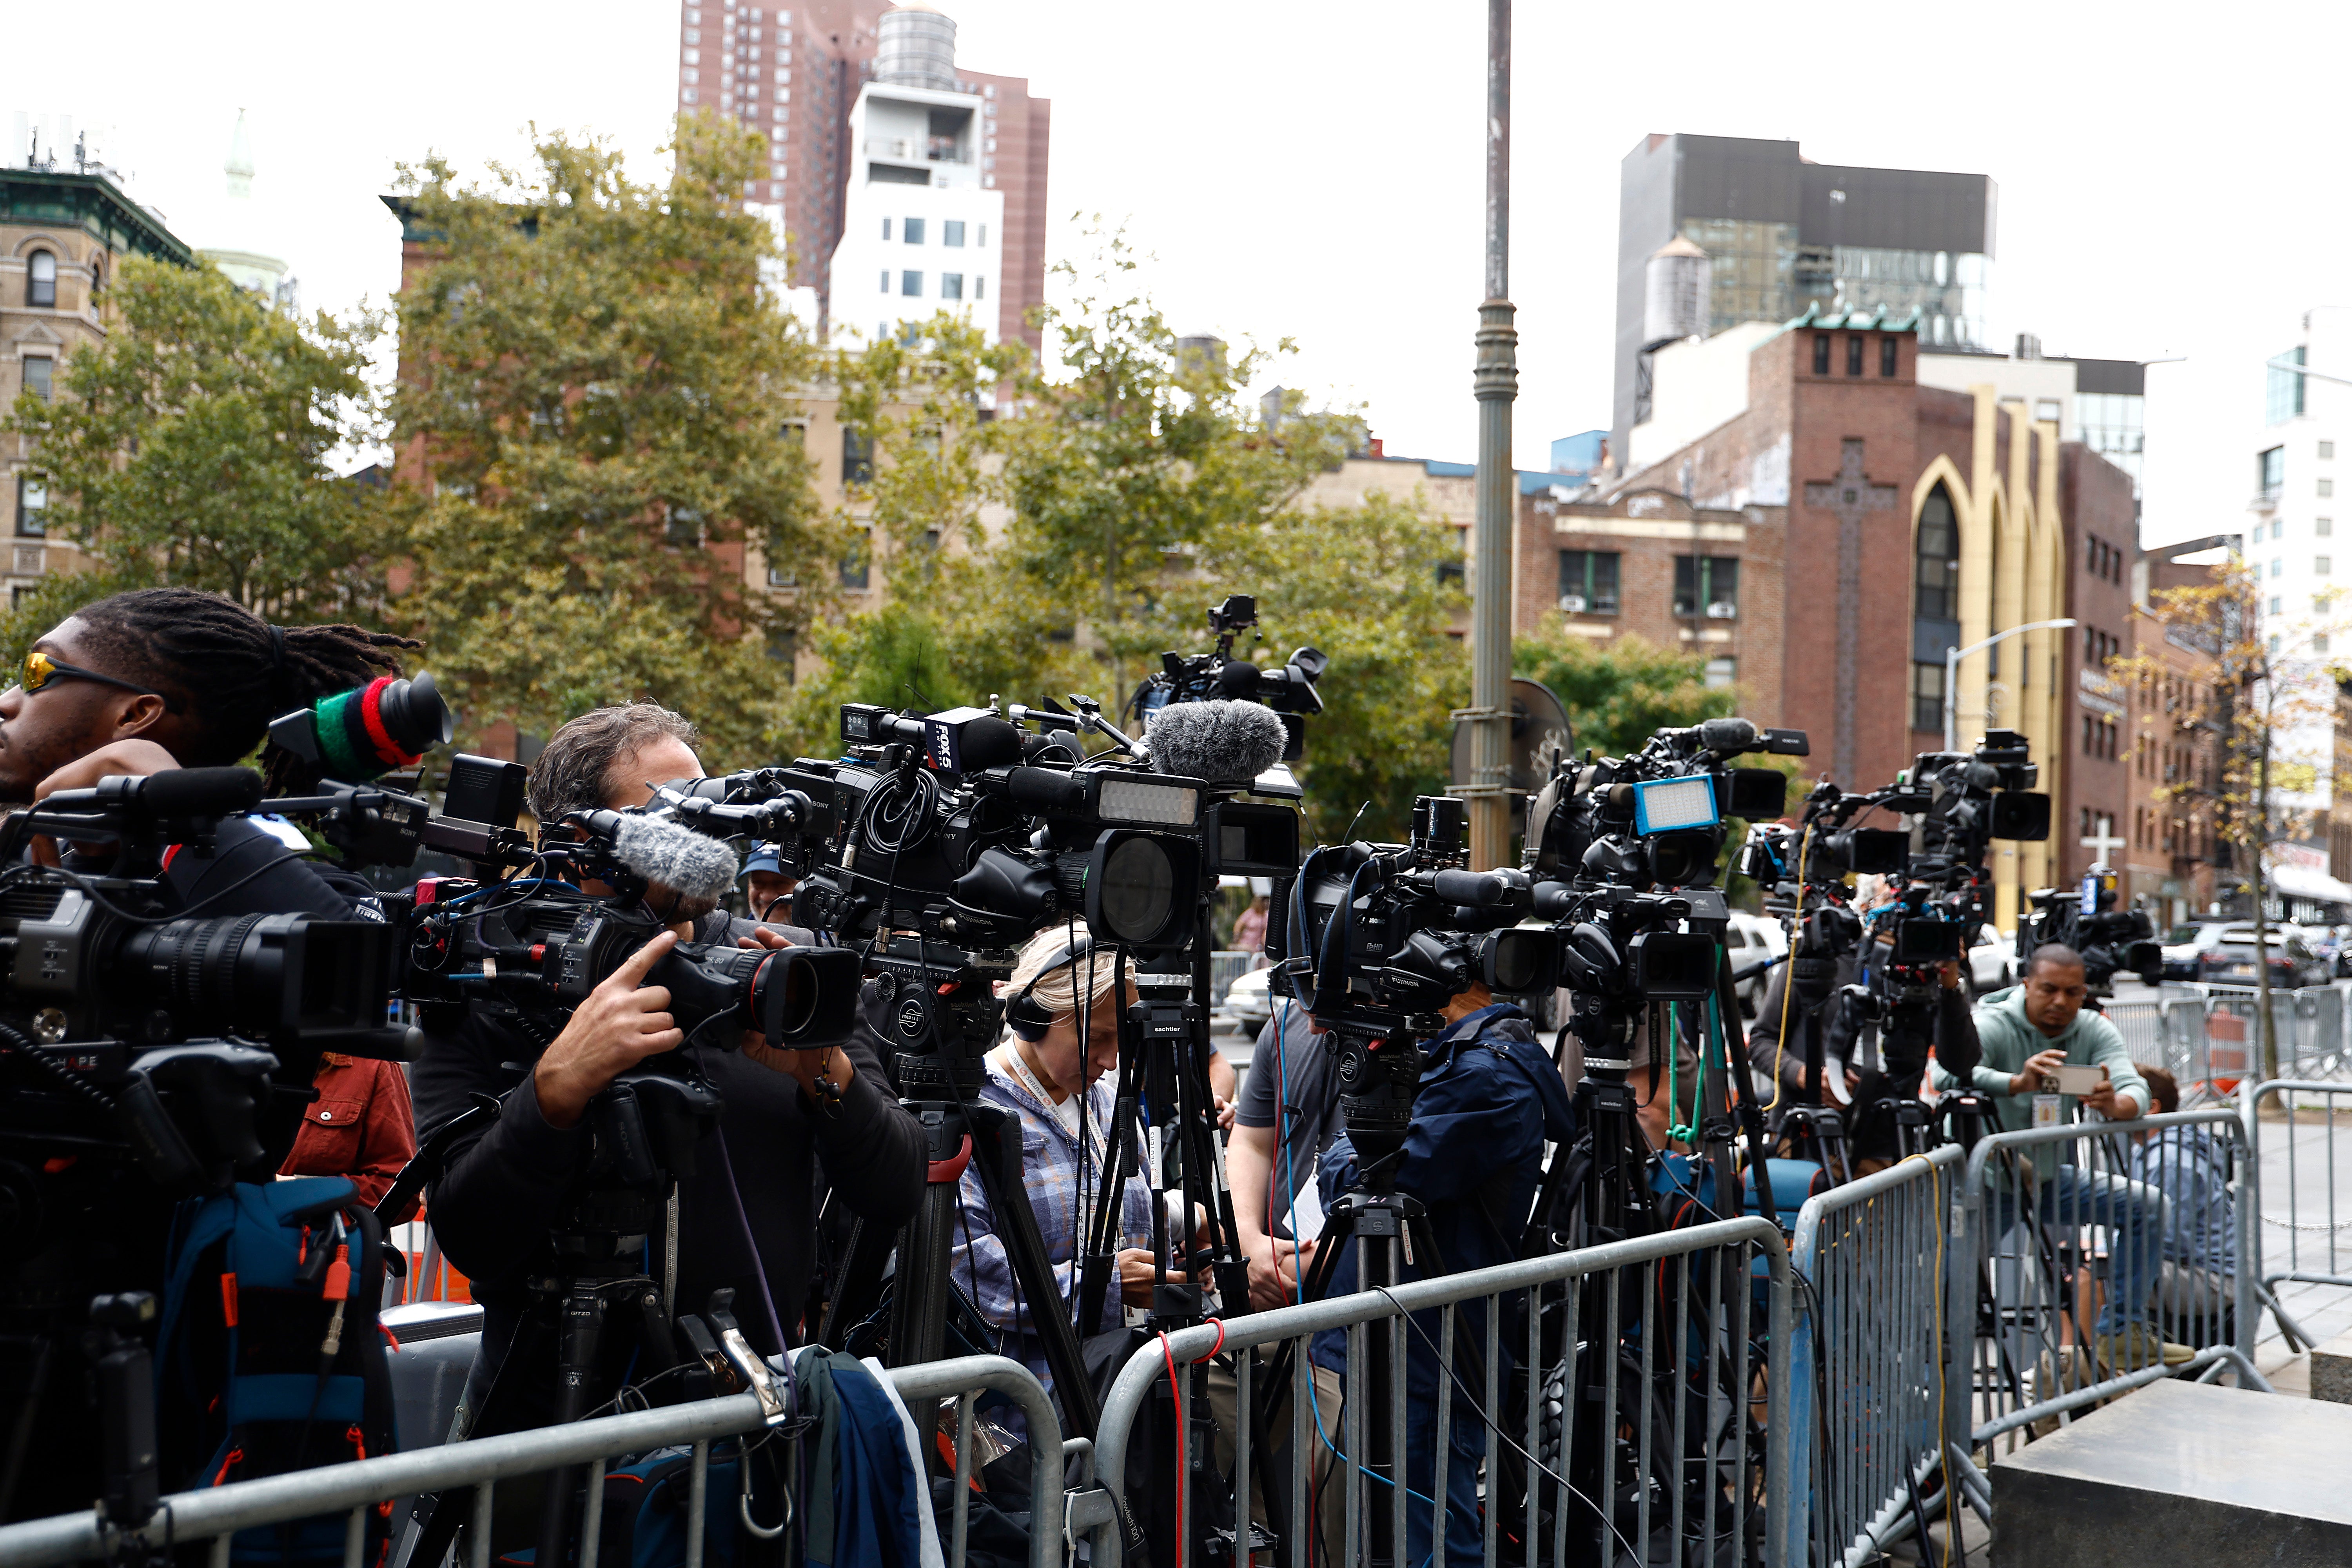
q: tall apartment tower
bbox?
[1612,134,1996,464]
[672,0,1049,350]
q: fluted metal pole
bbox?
[1468,0,1517,869]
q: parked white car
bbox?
[1969,924,2018,995]
[1726,913,1788,1016]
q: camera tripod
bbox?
[403,1068,734,1568]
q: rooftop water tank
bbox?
[1643,234,1713,347]
[876,4,958,91]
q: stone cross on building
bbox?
[1804,439,1897,786]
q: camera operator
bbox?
[408,704,925,1425]
[0,587,421,1523]
[1309,974,1575,1568]
[1931,943,2186,1369]
[947,925,1158,1401]
[739,842,797,922]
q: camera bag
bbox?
[156,1176,399,1565]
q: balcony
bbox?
[866,136,967,165]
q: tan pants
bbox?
[1205,1356,1347,1565]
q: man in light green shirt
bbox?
[1933,944,2186,1369]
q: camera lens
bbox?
[1096,835,1175,944]
[119,914,388,1040]
[752,947,861,1048]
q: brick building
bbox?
[3,161,193,605]
[672,0,1049,351]
[2124,537,2234,924]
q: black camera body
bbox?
[2021,866,2161,994]
[1130,594,1327,762]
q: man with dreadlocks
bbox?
[0,587,423,1525]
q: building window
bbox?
[879,270,889,293]
[1846,336,1864,376]
[2324,440,2337,460]
[901,270,922,297]
[842,428,874,484]
[1915,483,1960,621]
[904,217,925,245]
[1812,334,1831,375]
[2259,446,2285,499]
[1557,550,1620,614]
[2270,595,2283,614]
[977,225,987,247]
[940,272,964,300]
[1880,337,1897,377]
[2273,518,2286,540]
[2274,558,2285,578]
[882,216,891,240]
[1673,554,1739,617]
[2322,518,2335,537]
[2268,347,2306,425]
[22,358,52,403]
[2318,633,2334,655]
[2321,557,2334,576]
[943,220,965,247]
[973,276,985,300]
[1911,662,1946,733]
[26,252,56,310]
[15,476,47,538]
[840,528,870,590]
[1703,656,1737,690]
[2324,478,2337,498]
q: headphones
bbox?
[1004,935,1102,1041]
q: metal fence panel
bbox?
[2243,1078,2352,1357]
[0,1354,1060,1568]
[1790,1146,1964,1568]
[1951,1110,2264,1465]
[1085,1217,1793,1568]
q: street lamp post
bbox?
[1466,0,1516,868]
[1943,617,2078,753]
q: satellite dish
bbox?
[1451,677,1575,802]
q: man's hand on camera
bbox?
[25,739,179,866]
[1244,1234,1313,1312]
[734,926,856,1101]
[534,932,683,1130]
[2009,1046,2068,1098]
[1118,1247,1185,1307]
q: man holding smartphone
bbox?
[1933,944,2184,1368]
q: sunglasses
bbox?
[16,650,182,711]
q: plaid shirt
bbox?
[949,1046,1154,1393]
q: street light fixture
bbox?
[1944,618,2079,753]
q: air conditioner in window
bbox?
[1706,601,1739,620]
[1559,594,1588,613]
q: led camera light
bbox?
[1632,774,1719,835]
[1096,775,1200,828]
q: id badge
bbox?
[2033,1092,2062,1128]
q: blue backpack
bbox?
[157,1177,399,1565]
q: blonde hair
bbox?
[1004,924,1137,1031]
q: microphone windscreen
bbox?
[610,813,740,902]
[141,766,266,820]
[956,716,1024,771]
[1145,700,1288,783]
[1697,717,1758,753]
[1215,660,1264,698]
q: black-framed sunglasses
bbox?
[15,649,182,711]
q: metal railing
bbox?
[1948,1110,2265,1467]
[1082,1217,1794,1568]
[2243,1077,2352,1356]
[1790,1146,1969,1568]
[0,1354,1061,1568]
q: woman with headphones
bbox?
[949,924,1165,1396]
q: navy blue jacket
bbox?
[1310,1004,1577,1391]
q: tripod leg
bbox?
[969,1104,1102,1443]
[816,1214,891,1351]
[887,1178,960,1370]
[535,1282,611,1568]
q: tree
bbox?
[1513,628,1740,760]
[0,254,387,652]
[2124,559,2348,1075]
[384,114,832,759]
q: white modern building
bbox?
[193,111,298,312]
[824,5,1003,348]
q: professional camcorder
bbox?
[1130,594,1327,762]
[2021,864,2161,993]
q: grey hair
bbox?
[526,702,702,823]
[1003,924,1136,1034]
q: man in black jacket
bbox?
[409,703,924,1427]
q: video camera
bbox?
[1130,594,1327,762]
[2021,864,2161,994]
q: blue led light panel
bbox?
[1632,774,1720,834]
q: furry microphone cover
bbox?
[1143,699,1287,782]
[611,813,741,903]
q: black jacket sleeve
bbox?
[1746,966,1809,1097]
[407,1014,588,1294]
[1935,983,1982,1082]
[162,818,371,918]
[808,1014,925,1230]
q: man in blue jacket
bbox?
[1932,943,2187,1369]
[1311,978,1577,1567]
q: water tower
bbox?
[1643,233,1712,347]
[875,4,959,90]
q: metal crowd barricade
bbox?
[1789,1146,1969,1568]
[1079,1217,1794,1568]
[0,1354,1063,1568]
[1947,1110,2265,1468]
[2242,1077,2352,1354]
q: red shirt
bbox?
[278,1054,418,1210]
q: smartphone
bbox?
[2054,1063,2105,1097]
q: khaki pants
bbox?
[1205,1356,1347,1565]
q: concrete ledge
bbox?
[1994,1380,2352,1566]
[2310,1325,2352,1402]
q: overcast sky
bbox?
[9,1,2347,550]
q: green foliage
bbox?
[385,113,831,759]
[0,253,387,659]
[1514,628,1739,760]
